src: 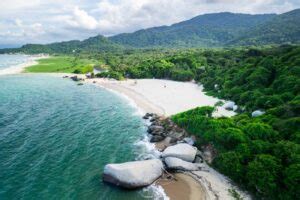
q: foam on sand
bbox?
[0,55,49,76]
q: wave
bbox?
[96,84,169,199]
[0,55,48,76]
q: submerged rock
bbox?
[162,143,197,162]
[103,159,163,189]
[164,157,201,171]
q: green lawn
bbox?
[25,56,95,73]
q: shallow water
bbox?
[0,54,31,70]
[0,73,162,199]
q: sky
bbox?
[0,0,299,47]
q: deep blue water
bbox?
[0,73,161,199]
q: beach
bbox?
[84,77,250,200]
[85,78,236,117]
[0,55,48,76]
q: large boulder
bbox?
[164,157,201,171]
[103,159,163,189]
[162,143,197,162]
[252,110,265,117]
[223,101,238,111]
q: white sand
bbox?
[187,163,252,200]
[85,78,251,199]
[86,78,236,117]
[0,55,49,76]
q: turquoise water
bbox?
[0,73,160,199]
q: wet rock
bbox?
[148,125,164,134]
[143,113,153,119]
[150,135,165,142]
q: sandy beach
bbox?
[86,78,236,117]
[85,78,250,200]
[0,55,48,76]
[156,173,207,200]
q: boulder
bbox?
[223,101,238,111]
[182,137,196,146]
[252,110,265,117]
[148,125,164,134]
[194,155,203,163]
[164,157,201,171]
[142,113,153,119]
[168,131,185,139]
[150,135,165,142]
[103,159,163,189]
[162,143,197,162]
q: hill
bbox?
[110,12,276,48]
[230,9,300,46]
[1,9,300,53]
[0,35,123,54]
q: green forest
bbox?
[7,43,300,200]
[1,10,299,198]
[91,45,299,199]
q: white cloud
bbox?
[66,6,99,30]
[0,0,299,45]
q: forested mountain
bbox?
[0,35,123,54]
[1,9,300,54]
[110,12,276,47]
[230,9,300,46]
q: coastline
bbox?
[0,54,49,76]
[10,67,248,199]
[84,78,250,200]
[85,78,236,117]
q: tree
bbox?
[214,152,244,182]
[283,164,300,199]
[247,154,281,197]
[243,122,278,141]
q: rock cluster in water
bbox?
[102,113,206,189]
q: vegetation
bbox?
[0,35,123,54]
[172,106,299,199]
[167,46,300,199]
[0,9,298,198]
[25,56,97,73]
[0,9,299,55]
[81,45,299,199]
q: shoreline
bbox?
[85,78,236,117]
[83,78,250,200]
[0,54,49,76]
[6,67,248,199]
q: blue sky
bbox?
[0,0,299,47]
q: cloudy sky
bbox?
[0,0,299,47]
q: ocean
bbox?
[0,55,164,200]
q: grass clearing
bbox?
[26,56,97,73]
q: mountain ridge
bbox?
[0,9,299,54]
